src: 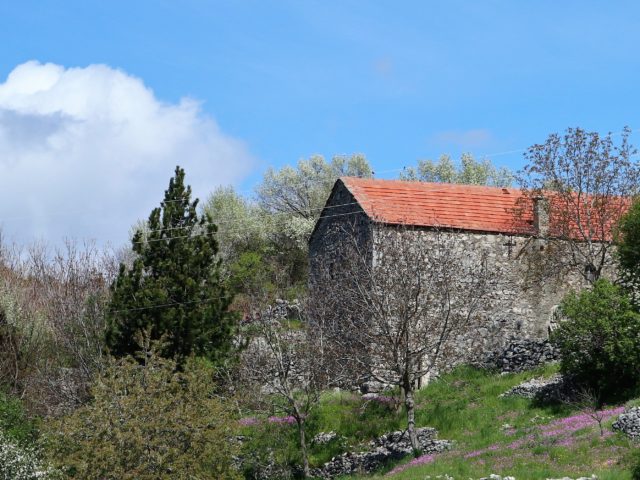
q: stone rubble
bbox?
[481,339,561,373]
[612,406,640,438]
[499,373,575,402]
[311,431,338,445]
[272,298,301,320]
[311,427,451,479]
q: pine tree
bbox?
[106,166,236,364]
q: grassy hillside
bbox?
[365,365,635,479]
[240,365,639,479]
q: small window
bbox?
[584,264,597,282]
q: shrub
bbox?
[0,391,37,444]
[551,279,640,400]
[617,197,640,286]
[45,336,240,479]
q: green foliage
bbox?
[617,197,640,289]
[400,153,513,187]
[46,338,239,480]
[106,166,236,364]
[226,251,275,297]
[239,420,300,479]
[552,279,640,399]
[212,154,373,297]
[0,392,37,445]
[202,186,269,264]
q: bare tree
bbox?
[237,298,341,478]
[312,224,503,452]
[563,388,608,437]
[517,126,639,284]
[0,238,116,414]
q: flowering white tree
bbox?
[0,431,58,480]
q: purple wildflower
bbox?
[386,453,437,476]
[238,417,259,427]
[268,415,297,424]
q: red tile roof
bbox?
[340,177,532,235]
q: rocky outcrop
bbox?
[311,427,451,479]
[500,374,575,403]
[612,407,640,438]
[312,431,338,445]
[272,298,301,320]
[481,339,561,373]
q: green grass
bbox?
[239,365,638,479]
[365,365,635,479]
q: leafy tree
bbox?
[551,279,640,400]
[106,166,235,364]
[249,154,373,294]
[400,153,513,187]
[202,186,269,264]
[45,336,239,480]
[616,197,640,290]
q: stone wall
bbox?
[389,228,592,344]
[309,179,372,283]
[480,339,561,373]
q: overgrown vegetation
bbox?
[0,392,57,479]
[46,335,239,479]
[551,279,640,402]
[235,365,639,479]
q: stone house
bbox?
[309,177,618,355]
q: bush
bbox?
[617,197,640,303]
[0,392,37,444]
[551,279,640,400]
[45,336,240,479]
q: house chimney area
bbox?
[533,196,549,237]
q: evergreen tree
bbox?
[106,166,236,364]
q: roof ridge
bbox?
[340,176,520,194]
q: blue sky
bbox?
[0,1,639,244]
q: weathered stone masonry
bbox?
[309,178,614,364]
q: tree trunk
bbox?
[297,417,310,478]
[404,383,419,453]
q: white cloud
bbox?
[0,61,254,246]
